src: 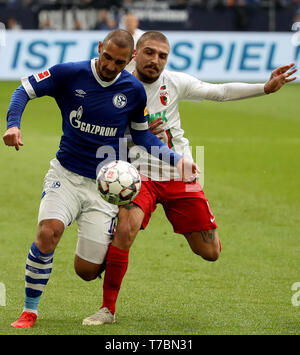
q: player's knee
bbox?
[191,244,220,261]
[114,221,139,249]
[36,220,64,253]
[74,255,102,281]
[75,268,97,282]
[201,247,220,262]
[115,225,137,249]
[186,230,221,262]
[114,205,144,250]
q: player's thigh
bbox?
[75,170,119,278]
[121,179,158,237]
[162,195,217,235]
[113,204,145,250]
[76,207,117,265]
[162,194,220,260]
[37,160,81,251]
[184,229,221,261]
[38,159,81,226]
[74,209,117,280]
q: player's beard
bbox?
[136,65,161,84]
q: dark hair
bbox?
[102,29,134,57]
[136,31,170,50]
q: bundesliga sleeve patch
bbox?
[34,70,51,82]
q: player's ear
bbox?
[127,49,136,65]
[131,49,136,61]
[126,49,136,65]
[125,48,134,63]
[133,49,139,62]
[98,41,103,54]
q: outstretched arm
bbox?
[180,63,297,102]
[264,63,297,94]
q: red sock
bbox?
[101,244,129,314]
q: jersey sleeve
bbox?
[21,63,73,100]
[174,71,265,102]
[128,85,149,132]
[174,71,206,101]
[6,85,30,129]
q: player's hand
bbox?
[176,158,200,183]
[149,117,164,140]
[264,63,297,94]
[2,126,24,151]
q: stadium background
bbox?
[1,0,300,337]
[1,0,300,81]
[0,0,299,31]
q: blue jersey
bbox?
[20,59,158,179]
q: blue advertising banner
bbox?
[0,30,299,82]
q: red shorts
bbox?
[132,179,218,234]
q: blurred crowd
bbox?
[1,0,299,10]
[1,0,300,30]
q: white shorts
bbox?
[38,159,118,264]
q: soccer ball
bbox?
[97,160,141,205]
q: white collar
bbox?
[91,58,121,87]
[142,71,164,89]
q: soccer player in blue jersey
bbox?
[3,29,197,328]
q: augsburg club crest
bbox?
[160,85,169,106]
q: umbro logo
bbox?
[75,89,87,98]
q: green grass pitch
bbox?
[0,81,300,335]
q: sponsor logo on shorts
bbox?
[51,181,61,188]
